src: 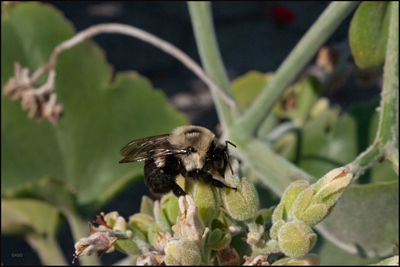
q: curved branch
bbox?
[47,23,236,109]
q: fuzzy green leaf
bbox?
[316,180,399,258]
[316,236,379,265]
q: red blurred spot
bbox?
[270,4,295,25]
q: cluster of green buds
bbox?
[73,159,265,265]
[73,164,355,265]
[267,166,352,258]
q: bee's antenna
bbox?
[225,140,236,148]
[225,140,236,174]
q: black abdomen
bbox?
[144,155,182,195]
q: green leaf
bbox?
[2,198,60,236]
[2,177,77,214]
[349,2,391,68]
[1,198,66,265]
[316,180,399,258]
[1,3,187,212]
[297,108,357,179]
[232,71,273,110]
[315,235,379,265]
[114,239,141,256]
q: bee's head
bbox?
[206,140,236,176]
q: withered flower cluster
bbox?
[4,62,63,124]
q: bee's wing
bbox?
[119,134,188,163]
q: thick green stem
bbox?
[188,2,235,131]
[377,1,399,147]
[232,2,359,138]
[347,2,398,178]
[231,137,313,195]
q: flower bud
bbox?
[269,219,285,241]
[164,239,202,265]
[171,195,206,243]
[128,213,155,235]
[221,177,259,221]
[277,220,316,258]
[114,216,127,232]
[146,223,163,248]
[311,170,352,208]
[266,239,280,253]
[188,180,219,225]
[161,193,179,225]
[153,232,172,251]
[104,211,126,232]
[153,200,171,233]
[313,167,351,194]
[206,228,232,250]
[136,251,164,266]
[140,195,154,216]
[295,203,329,226]
[280,180,310,219]
[246,222,267,248]
[272,203,284,224]
[114,239,140,256]
[243,255,269,266]
[291,187,314,219]
[73,224,117,263]
[255,207,274,226]
[272,254,319,265]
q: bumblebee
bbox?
[119,125,236,197]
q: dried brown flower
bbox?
[3,62,63,124]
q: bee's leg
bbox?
[172,183,186,197]
[187,169,236,191]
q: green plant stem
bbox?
[377,1,399,147]
[387,148,399,174]
[188,2,235,132]
[232,2,359,139]
[66,211,100,265]
[27,235,66,265]
[231,138,313,195]
[347,2,398,178]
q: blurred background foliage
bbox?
[1,1,398,265]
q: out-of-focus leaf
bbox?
[114,239,141,256]
[273,76,321,126]
[231,71,273,110]
[349,2,391,68]
[2,198,60,236]
[315,235,379,265]
[1,198,66,264]
[299,108,357,179]
[275,106,357,179]
[1,3,187,212]
[316,180,399,258]
[2,177,77,214]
